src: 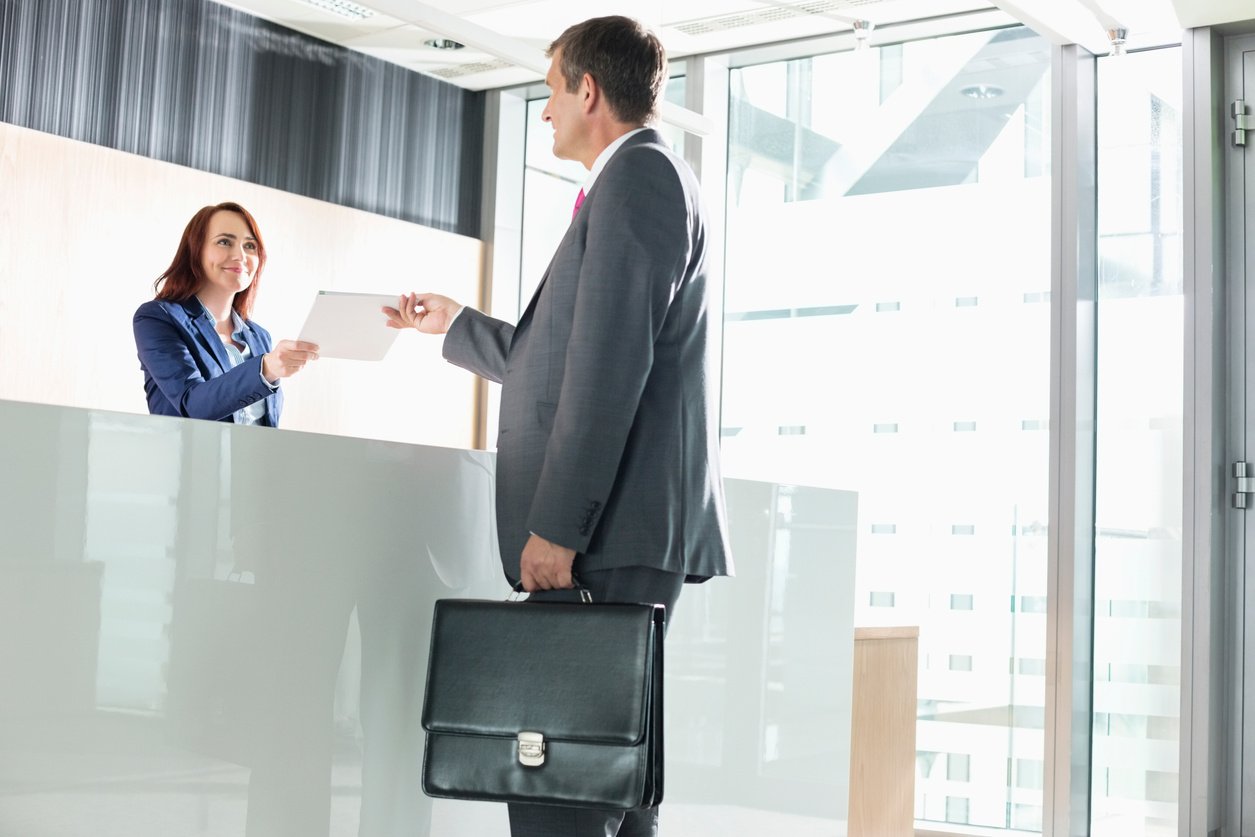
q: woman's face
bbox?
[198,210,259,300]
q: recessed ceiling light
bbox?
[960,83,1004,100]
[298,0,374,20]
[424,38,465,50]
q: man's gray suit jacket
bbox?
[442,128,733,584]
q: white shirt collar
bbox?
[197,297,246,334]
[581,126,651,197]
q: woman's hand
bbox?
[382,293,462,335]
[262,340,319,383]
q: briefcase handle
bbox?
[508,574,594,604]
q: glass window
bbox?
[1013,803,1044,831]
[948,752,972,782]
[723,26,1051,831]
[1091,45,1184,837]
[1016,757,1045,790]
[517,75,687,317]
[519,97,586,312]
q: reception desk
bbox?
[0,399,859,836]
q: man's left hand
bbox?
[519,534,577,592]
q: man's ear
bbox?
[580,73,599,114]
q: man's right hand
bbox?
[519,533,578,592]
[262,340,319,382]
[383,292,462,335]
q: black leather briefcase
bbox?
[420,596,665,809]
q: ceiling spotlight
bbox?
[960,83,1004,100]
[852,19,874,51]
[299,0,374,20]
[1107,28,1127,57]
[424,38,465,50]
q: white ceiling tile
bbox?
[192,0,1248,93]
[466,0,667,46]
[658,0,769,25]
[339,22,438,45]
[210,0,408,40]
[1169,0,1252,28]
[346,23,475,65]
[428,65,542,88]
[1082,0,1180,49]
[410,0,554,14]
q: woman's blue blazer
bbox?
[133,297,282,426]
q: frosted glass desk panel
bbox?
[0,399,858,837]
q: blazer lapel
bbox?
[239,322,267,359]
[514,264,551,339]
[181,300,233,374]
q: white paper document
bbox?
[298,291,401,361]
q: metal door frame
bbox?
[1229,29,1255,837]
[1184,23,1255,837]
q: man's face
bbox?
[541,50,585,163]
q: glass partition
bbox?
[721,26,1053,832]
[0,400,863,835]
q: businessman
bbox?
[386,15,732,836]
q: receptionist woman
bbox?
[133,201,318,425]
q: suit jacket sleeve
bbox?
[134,303,276,421]
[526,147,693,551]
[442,306,514,384]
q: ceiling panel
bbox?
[1169,0,1254,28]
[213,0,409,42]
[207,0,1252,93]
[212,0,1006,91]
[345,24,541,86]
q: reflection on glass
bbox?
[666,480,858,833]
[757,485,857,790]
[722,27,1052,832]
[0,402,505,837]
[1091,46,1183,837]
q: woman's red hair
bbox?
[153,202,268,319]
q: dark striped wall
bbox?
[0,0,484,237]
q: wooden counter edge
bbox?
[854,625,919,641]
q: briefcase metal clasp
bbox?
[517,731,545,767]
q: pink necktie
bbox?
[572,188,585,220]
